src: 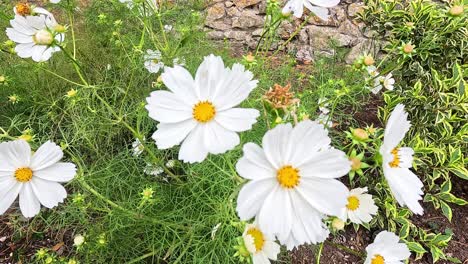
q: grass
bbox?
[0,1,376,263]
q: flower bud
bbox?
[363,55,374,66]
[74,235,85,247]
[402,43,414,54]
[449,5,464,16]
[4,40,15,47]
[54,24,67,33]
[332,218,345,231]
[349,157,362,171]
[0,76,5,83]
[18,134,33,142]
[33,30,54,45]
[66,89,77,98]
[353,128,369,141]
[244,53,255,63]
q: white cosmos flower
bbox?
[316,113,332,128]
[0,140,77,218]
[318,97,330,114]
[146,54,260,163]
[382,73,395,91]
[13,4,50,17]
[50,0,61,3]
[339,187,378,224]
[6,12,64,62]
[236,120,351,249]
[242,223,281,264]
[379,104,424,215]
[283,0,340,19]
[364,231,410,264]
[367,65,379,77]
[373,73,395,94]
[144,49,164,73]
[371,77,384,94]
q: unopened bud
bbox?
[54,24,67,33]
[349,157,362,171]
[449,5,464,16]
[402,43,414,54]
[363,55,374,66]
[332,218,345,231]
[353,128,369,141]
[74,235,85,247]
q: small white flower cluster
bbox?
[144,49,164,74]
[366,66,395,94]
[316,97,333,128]
[143,49,185,74]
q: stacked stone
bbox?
[204,0,379,63]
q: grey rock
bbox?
[233,0,261,8]
[206,3,225,21]
[232,10,264,29]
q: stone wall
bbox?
[204,0,380,63]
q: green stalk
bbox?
[316,242,324,264]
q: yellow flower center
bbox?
[389,148,400,168]
[15,167,33,182]
[277,165,300,189]
[346,196,360,211]
[246,228,265,252]
[16,3,31,16]
[193,101,216,123]
[371,254,385,264]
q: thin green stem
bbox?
[67,7,77,58]
[126,251,160,264]
[255,16,283,55]
[316,242,324,264]
[59,45,89,86]
[156,13,169,50]
[38,66,88,87]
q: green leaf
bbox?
[438,193,468,206]
[399,224,410,239]
[430,246,444,263]
[431,234,452,246]
[440,180,451,193]
[449,147,461,164]
[406,242,426,254]
[440,201,452,222]
[448,166,468,180]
